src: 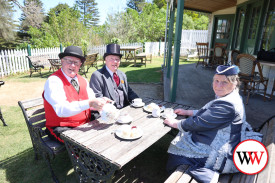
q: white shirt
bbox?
[106,65,119,79]
[44,69,95,117]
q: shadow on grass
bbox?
[17,70,53,79]
[0,134,175,183]
[0,148,76,183]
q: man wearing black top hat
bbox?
[89,44,139,109]
[43,45,111,143]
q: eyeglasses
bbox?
[108,57,121,62]
[63,58,81,66]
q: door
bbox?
[243,1,263,54]
[211,14,234,50]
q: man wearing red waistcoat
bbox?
[43,46,111,143]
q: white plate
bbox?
[115,125,143,140]
[143,105,165,113]
[131,102,145,108]
[116,116,133,124]
[161,113,177,119]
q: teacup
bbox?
[152,108,161,118]
[164,108,174,117]
[117,111,132,123]
[132,98,143,106]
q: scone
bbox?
[130,126,139,137]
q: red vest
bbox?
[43,69,91,128]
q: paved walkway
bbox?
[163,63,275,128]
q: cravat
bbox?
[71,79,79,93]
[113,73,120,87]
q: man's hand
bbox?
[102,97,113,104]
[164,118,179,129]
[174,109,193,116]
[89,98,107,111]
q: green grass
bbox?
[0,56,197,183]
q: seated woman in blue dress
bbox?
[164,65,262,183]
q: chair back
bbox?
[196,42,209,58]
[231,50,241,65]
[213,46,224,57]
[214,42,228,50]
[237,54,256,77]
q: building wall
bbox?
[206,0,250,47]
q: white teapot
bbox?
[100,103,120,123]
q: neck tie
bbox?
[71,79,79,93]
[113,73,120,87]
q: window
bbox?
[248,6,261,39]
[260,9,275,50]
[216,19,231,39]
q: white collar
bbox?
[61,68,78,83]
[105,65,117,77]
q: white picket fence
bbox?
[138,30,208,57]
[0,47,61,77]
[0,30,208,77]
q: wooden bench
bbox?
[18,97,65,183]
[135,53,152,67]
[165,116,275,183]
[80,53,98,77]
[48,58,61,72]
[26,55,50,77]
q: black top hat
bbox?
[59,46,86,62]
[103,44,123,60]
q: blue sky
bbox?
[13,0,128,25]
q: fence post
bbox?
[60,43,63,53]
[27,44,31,56]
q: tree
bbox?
[153,0,166,9]
[102,3,166,43]
[182,14,194,30]
[136,3,166,42]
[0,0,16,41]
[18,5,89,53]
[76,0,100,27]
[48,3,70,17]
[184,10,209,30]
[20,0,45,32]
[194,15,209,30]
[126,0,146,13]
[0,0,18,49]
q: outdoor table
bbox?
[61,97,194,182]
[120,46,143,66]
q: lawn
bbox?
[0,56,197,183]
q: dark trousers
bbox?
[46,126,73,143]
[167,154,219,183]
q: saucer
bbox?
[143,105,165,113]
[117,115,133,124]
[131,102,145,108]
[115,125,143,140]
